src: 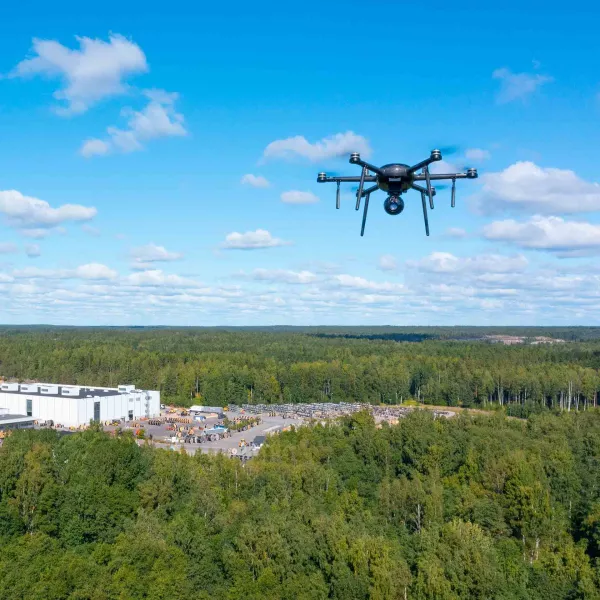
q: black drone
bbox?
[316,149,478,236]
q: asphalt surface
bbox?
[151,413,302,456]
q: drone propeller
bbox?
[428,144,462,157]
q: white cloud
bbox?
[251,269,317,284]
[0,190,97,233]
[75,263,118,280]
[81,90,187,156]
[332,274,406,293]
[492,68,553,103]
[430,159,458,174]
[446,227,468,238]
[222,229,291,250]
[0,242,18,254]
[80,139,110,158]
[280,190,320,205]
[378,254,397,271]
[13,263,117,280]
[125,270,201,288]
[241,174,270,188]
[471,162,600,214]
[408,252,528,273]
[483,216,600,256]
[10,34,148,115]
[25,244,41,258]
[263,131,371,162]
[465,148,491,162]
[20,228,55,239]
[130,243,183,269]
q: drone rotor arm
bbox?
[317,176,377,183]
[408,149,442,174]
[413,172,470,181]
[349,154,383,176]
[411,183,436,196]
[361,184,379,197]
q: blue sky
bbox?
[1,0,600,325]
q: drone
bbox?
[316,149,478,236]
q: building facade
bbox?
[0,383,160,426]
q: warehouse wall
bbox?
[0,388,161,426]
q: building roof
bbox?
[0,386,130,399]
[0,413,35,423]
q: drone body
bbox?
[317,149,478,236]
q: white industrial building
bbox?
[0,382,160,427]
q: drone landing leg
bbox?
[423,167,434,209]
[420,191,430,237]
[355,166,368,211]
[360,192,371,237]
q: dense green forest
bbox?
[1,327,600,411]
[2,410,600,598]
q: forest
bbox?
[1,326,600,412]
[1,410,600,599]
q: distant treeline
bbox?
[1,327,600,411]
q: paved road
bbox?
[155,414,303,456]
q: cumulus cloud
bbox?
[251,269,318,284]
[492,68,553,103]
[280,190,320,205]
[483,216,600,256]
[407,252,528,273]
[241,174,270,188]
[263,131,371,162]
[0,242,18,254]
[222,229,291,250]
[130,243,183,269]
[471,162,600,215]
[465,148,491,162]
[10,34,148,115]
[0,190,96,233]
[25,244,41,258]
[378,254,398,271]
[81,89,187,156]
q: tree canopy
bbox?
[1,410,600,598]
